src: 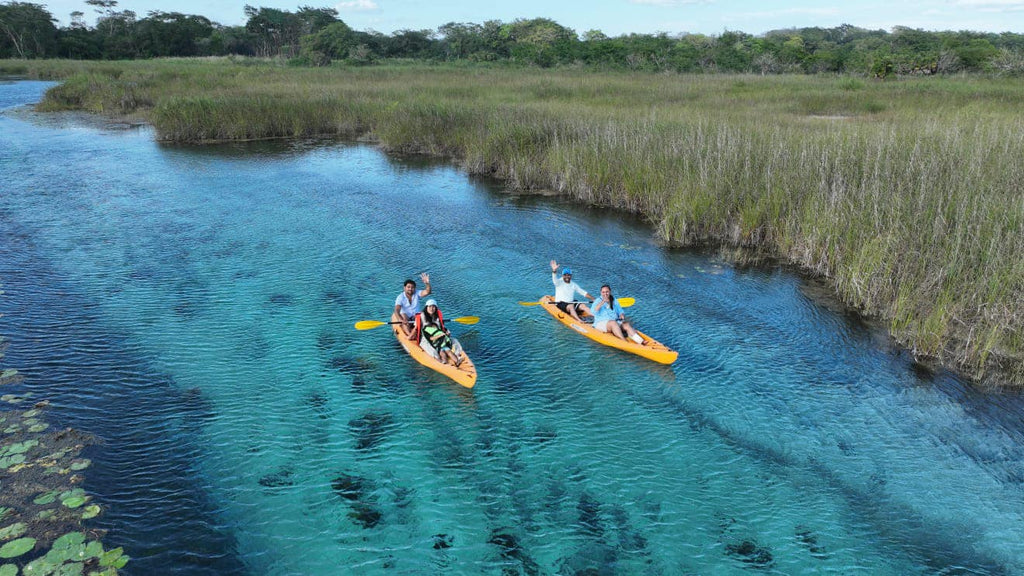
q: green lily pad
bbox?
[0,455,25,469]
[0,508,9,521]
[28,424,48,433]
[52,533,85,551]
[80,505,100,520]
[69,459,90,472]
[61,497,87,509]
[33,490,58,505]
[21,409,39,418]
[0,369,17,378]
[84,540,103,559]
[0,523,27,540]
[0,537,36,558]
[36,509,55,521]
[55,561,83,576]
[45,544,74,565]
[0,562,18,576]
[59,489,84,501]
[98,547,124,567]
[2,426,20,434]
[8,440,38,454]
[23,557,56,575]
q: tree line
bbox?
[3,1,1024,76]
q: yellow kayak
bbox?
[539,296,678,364]
[391,314,477,388]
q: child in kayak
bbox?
[592,284,645,344]
[418,299,462,366]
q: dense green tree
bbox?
[499,18,577,67]
[299,20,354,61]
[0,1,58,58]
[135,11,214,57]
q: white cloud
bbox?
[952,0,1024,10]
[335,0,379,11]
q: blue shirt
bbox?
[592,299,623,323]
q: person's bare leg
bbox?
[608,321,625,340]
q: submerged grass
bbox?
[5,58,1022,386]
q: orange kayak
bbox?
[539,296,677,364]
[391,315,477,388]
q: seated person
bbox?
[417,299,462,366]
[591,284,644,344]
[393,272,431,340]
[550,259,593,322]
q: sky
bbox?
[36,0,1024,37]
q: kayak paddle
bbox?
[355,316,480,330]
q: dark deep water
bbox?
[3,79,1024,575]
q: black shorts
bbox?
[555,301,583,315]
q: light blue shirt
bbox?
[592,299,623,324]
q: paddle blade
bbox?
[518,301,542,306]
[451,316,479,325]
[618,297,635,308]
[354,320,386,330]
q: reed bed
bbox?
[6,58,1022,386]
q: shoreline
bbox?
[3,63,1020,388]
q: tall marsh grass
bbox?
[7,58,1022,386]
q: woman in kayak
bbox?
[417,299,462,366]
[591,285,645,344]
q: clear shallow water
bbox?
[2,79,1024,575]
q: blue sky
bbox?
[39,0,1024,36]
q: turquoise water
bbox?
[3,80,1024,575]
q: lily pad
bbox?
[24,556,57,575]
[33,490,58,505]
[98,547,124,567]
[0,537,35,558]
[7,440,38,454]
[55,561,83,576]
[28,424,49,433]
[69,459,90,472]
[0,508,10,521]
[21,409,39,418]
[0,454,25,468]
[81,505,100,520]
[0,523,27,540]
[61,497,87,509]
[36,509,55,521]
[0,563,17,576]
[59,489,84,500]
[84,540,103,559]
[52,532,85,551]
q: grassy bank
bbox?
[4,58,1022,386]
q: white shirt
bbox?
[395,292,420,318]
[552,272,588,303]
